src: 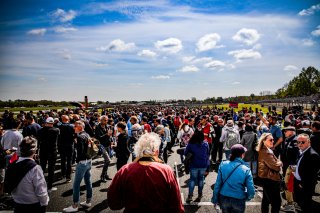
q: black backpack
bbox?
[4,159,37,193]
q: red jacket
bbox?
[108,161,185,213]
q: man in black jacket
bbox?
[58,115,74,182]
[63,120,93,212]
[212,118,224,164]
[37,117,60,192]
[294,133,320,213]
[94,115,112,182]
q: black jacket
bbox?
[58,122,75,148]
[297,147,320,192]
[75,131,90,162]
[310,132,320,154]
[114,133,130,158]
[37,126,60,155]
[94,124,111,147]
[283,135,299,167]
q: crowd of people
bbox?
[0,104,319,213]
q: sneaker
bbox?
[48,187,58,193]
[80,201,92,208]
[66,178,72,183]
[186,194,193,203]
[280,204,295,212]
[63,205,78,212]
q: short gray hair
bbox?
[75,120,85,130]
[20,136,37,157]
[154,125,164,134]
[134,132,161,158]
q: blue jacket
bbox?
[212,158,255,203]
[184,141,209,169]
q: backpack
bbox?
[4,159,37,193]
[83,134,99,159]
[174,117,181,129]
[225,129,240,149]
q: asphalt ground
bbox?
[1,144,320,213]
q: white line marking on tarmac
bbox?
[183,201,261,206]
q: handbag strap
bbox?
[219,163,242,191]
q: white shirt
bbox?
[0,129,23,155]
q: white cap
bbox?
[46,117,54,124]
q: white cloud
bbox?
[93,62,108,67]
[137,49,157,57]
[311,26,320,37]
[182,56,195,63]
[284,65,298,71]
[178,65,199,73]
[298,4,320,16]
[182,56,213,64]
[37,77,47,82]
[232,81,240,85]
[196,33,223,52]
[97,39,136,52]
[129,83,143,88]
[155,38,182,54]
[232,28,260,45]
[204,60,226,70]
[54,26,77,33]
[228,64,236,69]
[253,43,262,50]
[151,75,170,79]
[193,57,213,64]
[63,53,71,60]
[302,38,315,46]
[228,49,262,61]
[27,28,47,36]
[51,8,77,22]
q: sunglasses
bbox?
[297,141,306,145]
[267,138,274,141]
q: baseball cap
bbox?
[45,117,54,124]
[283,126,296,132]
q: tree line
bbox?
[0,66,319,107]
[275,66,320,98]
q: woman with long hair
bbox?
[256,133,282,213]
[184,130,209,203]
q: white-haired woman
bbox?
[257,133,282,213]
[108,133,184,213]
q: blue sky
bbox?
[0,0,319,102]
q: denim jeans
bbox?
[188,168,206,195]
[73,160,92,204]
[100,145,111,178]
[220,195,246,213]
